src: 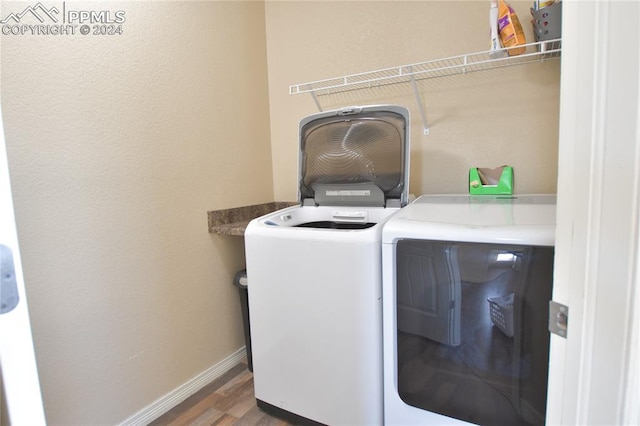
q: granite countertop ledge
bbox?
[208,201,297,236]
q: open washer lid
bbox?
[298,105,410,208]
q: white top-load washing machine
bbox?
[382,195,556,425]
[245,105,410,425]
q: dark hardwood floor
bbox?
[149,363,292,426]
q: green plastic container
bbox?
[469,166,513,195]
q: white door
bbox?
[0,102,46,423]
[396,242,461,346]
[548,1,639,424]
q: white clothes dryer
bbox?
[382,195,556,425]
[245,105,410,425]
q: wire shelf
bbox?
[290,39,561,97]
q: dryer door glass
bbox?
[395,239,554,425]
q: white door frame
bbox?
[0,101,46,422]
[548,1,639,424]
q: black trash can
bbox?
[233,270,252,371]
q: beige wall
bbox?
[265,1,560,200]
[1,1,272,424]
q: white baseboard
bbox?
[118,346,247,426]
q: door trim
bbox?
[549,1,640,424]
